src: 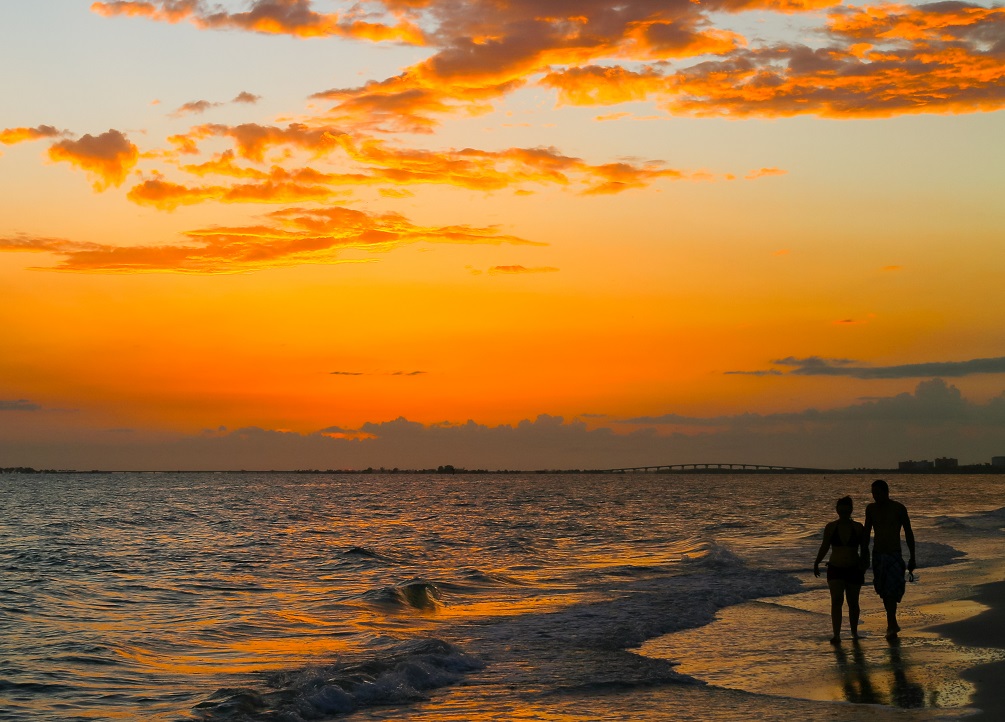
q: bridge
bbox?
[600,463,838,474]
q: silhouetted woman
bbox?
[814,496,868,643]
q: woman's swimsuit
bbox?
[827,523,865,585]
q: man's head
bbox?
[872,479,890,502]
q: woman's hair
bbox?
[835,495,853,511]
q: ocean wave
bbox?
[702,520,749,531]
[678,542,747,571]
[193,638,482,721]
[914,540,966,567]
[459,568,527,587]
[364,580,444,611]
[339,545,402,566]
[934,515,968,530]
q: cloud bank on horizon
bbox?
[3,379,1004,470]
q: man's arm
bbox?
[862,504,874,568]
[902,505,916,571]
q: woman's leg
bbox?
[846,583,862,639]
[828,579,846,642]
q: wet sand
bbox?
[636,565,1005,718]
[928,580,1005,721]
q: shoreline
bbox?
[927,580,1005,720]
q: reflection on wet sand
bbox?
[832,642,880,705]
[832,638,929,708]
[886,638,927,708]
[637,595,996,715]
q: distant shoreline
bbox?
[4,466,1004,475]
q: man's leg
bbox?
[883,597,899,636]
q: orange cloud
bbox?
[1,206,539,274]
[47,130,139,190]
[186,122,342,162]
[311,74,524,134]
[0,125,64,145]
[127,177,341,210]
[541,66,666,106]
[746,167,787,180]
[141,123,700,203]
[93,2,1002,130]
[828,3,1005,42]
[662,5,1005,118]
[92,0,425,43]
[581,161,685,195]
[0,234,101,255]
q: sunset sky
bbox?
[2,0,1004,470]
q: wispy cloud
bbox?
[0,399,43,412]
[169,92,262,117]
[726,356,1005,379]
[746,167,787,180]
[487,265,559,275]
[626,378,1005,428]
[330,370,426,376]
[92,0,424,42]
[1,207,535,274]
[0,125,65,145]
[153,124,702,200]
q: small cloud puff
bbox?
[232,91,261,104]
[171,100,221,117]
[170,92,261,118]
[47,129,139,190]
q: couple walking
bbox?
[813,479,916,643]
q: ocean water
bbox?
[1,472,1002,721]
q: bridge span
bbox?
[601,463,838,474]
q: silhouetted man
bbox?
[864,479,916,638]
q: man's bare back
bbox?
[865,498,913,556]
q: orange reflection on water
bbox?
[115,632,358,675]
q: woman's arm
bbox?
[856,521,869,569]
[814,523,833,577]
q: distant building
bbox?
[899,459,934,471]
[993,456,1005,468]
[934,457,958,470]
